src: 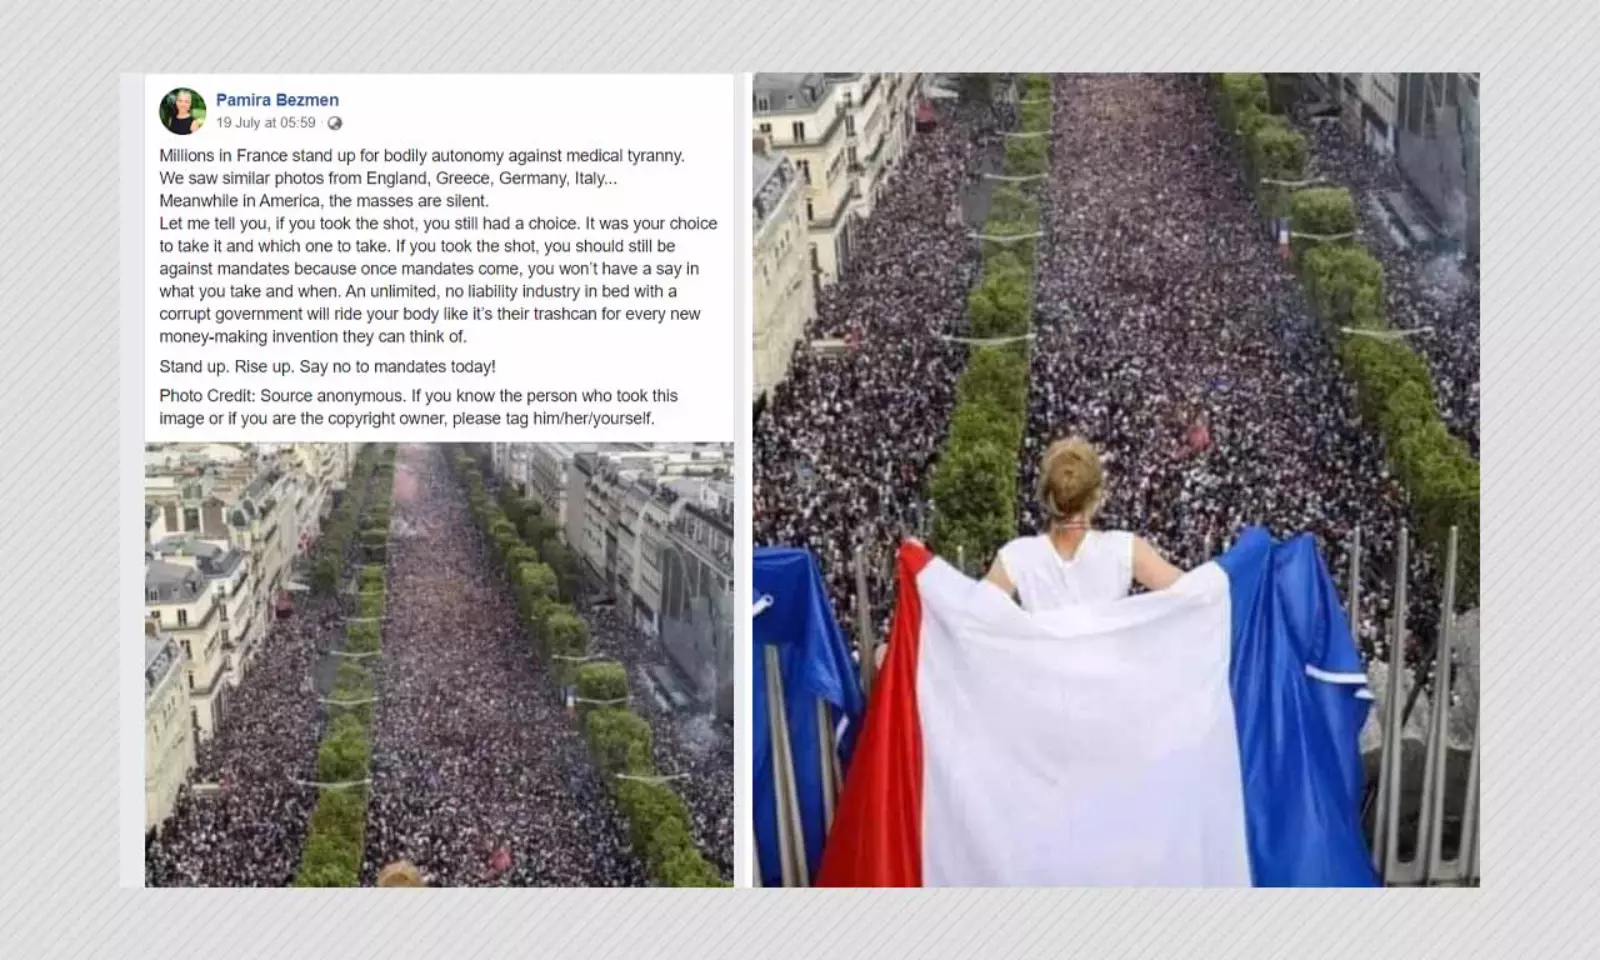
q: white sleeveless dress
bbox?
[995,530,1136,611]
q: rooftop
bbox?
[145,559,207,605]
[145,634,182,697]
[144,442,251,474]
[753,153,798,229]
[753,151,779,196]
[753,73,829,115]
[150,536,244,578]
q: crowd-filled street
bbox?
[148,444,731,886]
[144,599,345,885]
[580,605,734,880]
[1298,113,1480,455]
[360,446,646,886]
[754,89,999,637]
[754,75,1480,682]
[146,492,373,886]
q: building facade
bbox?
[823,72,920,219]
[285,442,344,551]
[753,72,922,393]
[1311,72,1480,260]
[144,621,195,830]
[557,445,734,716]
[145,443,348,657]
[657,480,735,719]
[149,536,256,686]
[488,443,525,494]
[1394,72,1479,260]
[753,148,815,401]
[753,74,858,289]
[145,558,228,740]
[142,442,351,741]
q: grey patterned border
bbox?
[0,0,1589,954]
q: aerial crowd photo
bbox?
[142,441,733,886]
[752,73,1478,887]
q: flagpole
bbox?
[765,645,809,886]
[1347,526,1362,647]
[1374,525,1409,882]
[854,545,877,697]
[1420,527,1459,881]
[817,699,838,831]
[751,829,764,888]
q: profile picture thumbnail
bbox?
[160,88,206,136]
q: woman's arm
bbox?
[983,556,1017,598]
[1132,536,1184,592]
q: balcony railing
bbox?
[808,181,860,231]
[792,109,847,148]
[860,74,881,111]
[189,664,228,698]
[165,596,223,633]
[866,133,888,165]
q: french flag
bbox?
[816,527,1379,887]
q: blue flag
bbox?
[753,547,866,887]
[1220,527,1379,886]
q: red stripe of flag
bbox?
[816,540,934,887]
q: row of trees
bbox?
[930,74,1054,570]
[294,444,397,886]
[309,449,379,596]
[451,448,727,886]
[1215,74,1480,606]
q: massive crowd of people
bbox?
[150,445,732,886]
[146,496,373,885]
[1298,111,1480,454]
[580,605,734,881]
[754,88,1004,634]
[360,446,646,886]
[1020,74,1442,668]
[754,75,1479,687]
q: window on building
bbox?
[843,91,853,108]
[805,198,815,222]
[146,589,157,602]
[758,122,771,134]
[177,608,188,626]
[849,145,859,168]
[756,96,769,112]
[183,507,200,530]
[798,159,811,184]
[792,121,806,143]
[845,115,856,137]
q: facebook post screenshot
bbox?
[124,75,740,887]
